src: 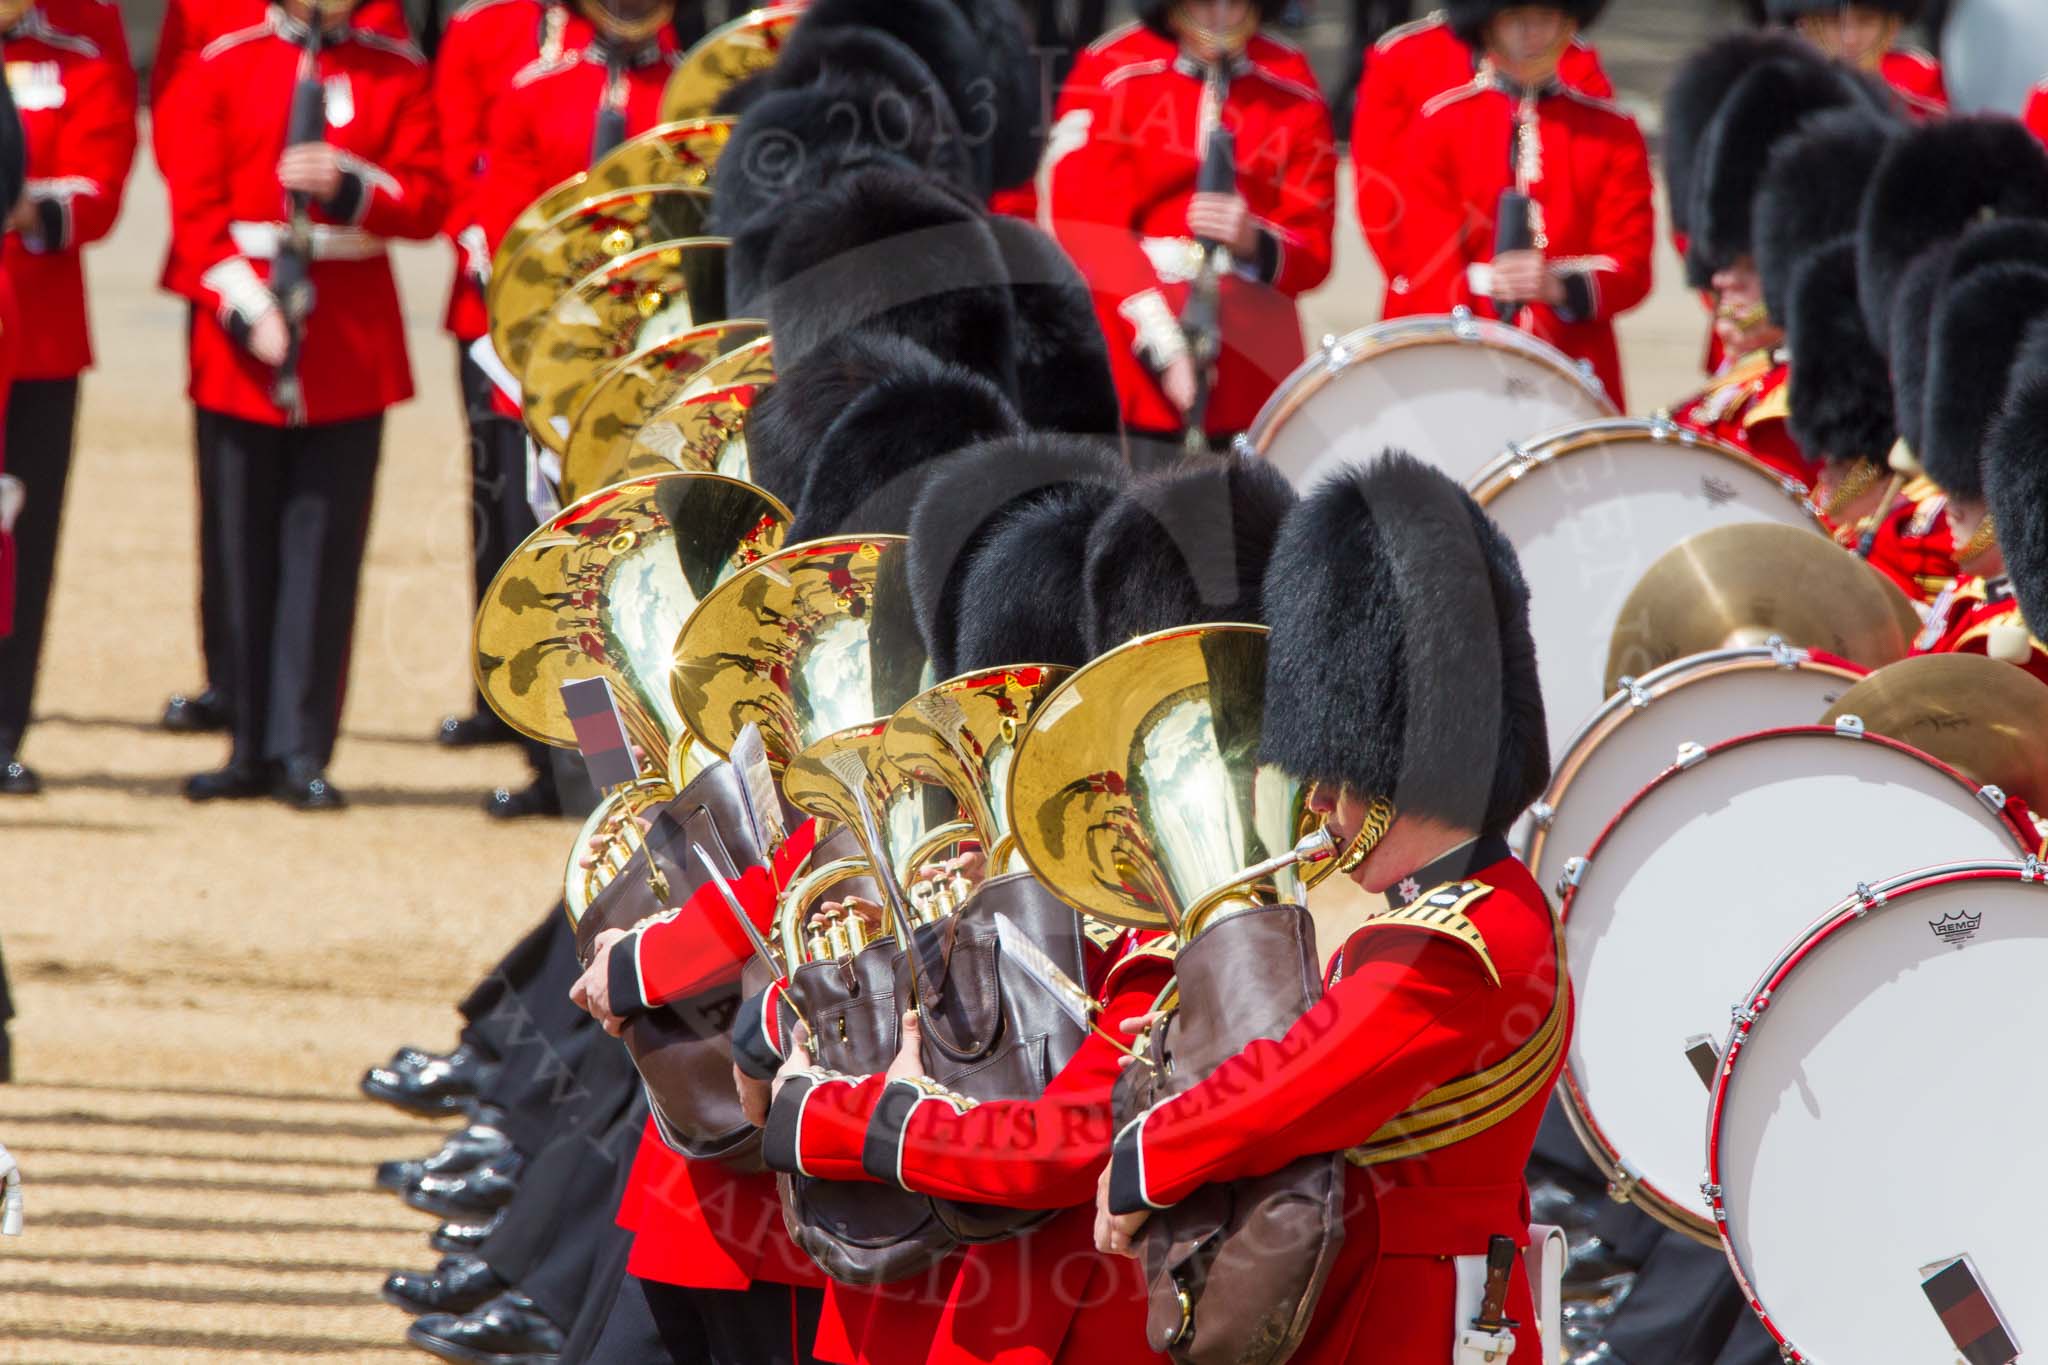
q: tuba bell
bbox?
[659,2,807,123]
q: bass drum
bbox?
[1522,645,1866,901]
[1470,418,1822,758]
[1244,311,1615,491]
[1709,862,2048,1362]
[1559,726,2033,1242]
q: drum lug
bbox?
[1698,1179,1722,1204]
[1230,433,1256,461]
[1831,714,1866,740]
[1449,305,1479,339]
[1318,334,1353,371]
[1730,1001,1757,1027]
[1766,636,1803,668]
[1853,882,1885,916]
[1676,741,1707,769]
[2023,855,2044,883]
[1501,439,1535,479]
[1619,677,1650,710]
[1976,783,2008,814]
[1557,857,1588,899]
[1605,1172,1638,1205]
[1647,412,1680,440]
[1527,800,1554,830]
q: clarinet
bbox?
[271,22,327,425]
[1179,61,1234,456]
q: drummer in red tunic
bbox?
[1770,0,1947,117]
[1097,451,1567,1365]
[1385,0,1652,411]
[1348,3,1610,310]
[1043,0,1337,451]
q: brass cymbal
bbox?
[473,470,789,760]
[1604,523,1912,694]
[561,320,767,504]
[625,378,773,486]
[488,185,714,384]
[660,3,805,123]
[1821,653,2048,808]
[669,535,932,767]
[585,117,735,196]
[1006,624,1319,931]
[491,170,592,290]
[519,238,731,458]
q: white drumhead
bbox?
[1526,650,1863,900]
[1475,422,1822,760]
[1249,318,1613,491]
[1562,729,2026,1237]
[1714,868,2048,1361]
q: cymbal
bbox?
[488,185,714,385]
[519,238,731,458]
[585,118,735,197]
[1821,653,2048,808]
[1605,523,1912,694]
[660,3,805,123]
[561,320,767,504]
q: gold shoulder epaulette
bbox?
[1743,379,1791,428]
[1081,916,1124,952]
[1362,881,1498,986]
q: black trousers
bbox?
[199,407,381,770]
[586,1273,826,1365]
[461,905,588,1064]
[0,377,81,752]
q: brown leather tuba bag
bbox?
[1112,904,1347,1365]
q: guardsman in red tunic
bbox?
[1386,0,1652,410]
[1095,452,1565,1365]
[1043,0,1337,449]
[0,0,134,795]
[2028,76,2048,146]
[1769,0,1945,116]
[429,0,567,799]
[1350,4,1609,309]
[167,0,444,807]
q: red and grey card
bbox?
[561,678,638,791]
[1921,1256,2019,1365]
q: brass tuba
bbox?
[565,333,775,504]
[660,2,807,123]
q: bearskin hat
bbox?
[787,0,1037,196]
[1753,105,1898,327]
[1919,261,2048,505]
[985,216,1122,437]
[1082,455,1297,656]
[783,334,1023,541]
[1444,0,1608,47]
[1785,238,1893,467]
[1766,0,1923,18]
[744,328,929,509]
[731,164,1018,394]
[1884,241,1954,463]
[1983,319,2048,643]
[1685,48,1879,288]
[1139,1,1278,35]
[710,35,977,237]
[907,433,1126,678]
[1259,452,1548,840]
[1663,32,1813,243]
[1857,116,2048,355]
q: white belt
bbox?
[1141,235,1206,285]
[229,220,387,263]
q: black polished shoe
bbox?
[160,688,233,733]
[404,1156,524,1221]
[407,1293,563,1364]
[429,1208,506,1255]
[361,1050,499,1118]
[0,752,39,796]
[183,760,276,802]
[375,1042,498,1086]
[274,760,346,811]
[437,713,514,748]
[482,776,562,820]
[376,1123,513,1192]
[381,1253,507,1317]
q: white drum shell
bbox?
[1561,729,2027,1239]
[1711,865,2048,1362]
[1246,315,1614,492]
[1472,419,1821,762]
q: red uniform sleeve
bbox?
[476,79,549,253]
[432,11,494,270]
[1388,108,1485,315]
[1556,114,1654,322]
[1251,81,1336,298]
[1349,43,1417,275]
[174,56,269,323]
[1560,41,1613,100]
[323,62,445,241]
[27,42,138,252]
[2026,80,2048,147]
[1107,931,1501,1212]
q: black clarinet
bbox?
[271,23,326,425]
[1179,62,1234,455]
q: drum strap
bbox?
[1345,920,1570,1168]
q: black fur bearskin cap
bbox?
[785,337,1024,542]
[1884,240,1954,463]
[732,163,1019,396]
[1857,116,2048,356]
[1685,49,1878,288]
[1766,0,1922,17]
[1753,105,1898,327]
[907,433,1126,679]
[744,327,926,510]
[1082,454,1297,656]
[1785,237,1894,467]
[1139,1,1277,35]
[1259,452,1549,840]
[1445,0,1607,47]
[1918,262,2048,506]
[1663,31,1812,243]
[985,216,1123,438]
[1983,319,2048,641]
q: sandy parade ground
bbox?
[0,5,1721,1355]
